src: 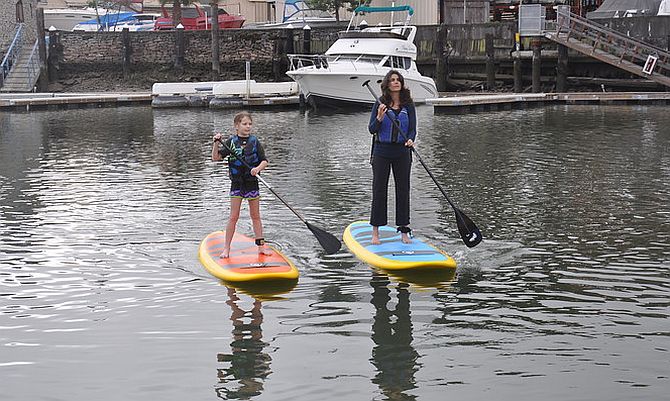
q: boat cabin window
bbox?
[383,56,411,70]
[332,54,383,64]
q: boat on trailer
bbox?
[285,5,438,109]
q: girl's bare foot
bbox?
[258,245,273,256]
[219,248,230,259]
[401,233,412,244]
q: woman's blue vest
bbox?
[227,135,260,182]
[377,107,410,144]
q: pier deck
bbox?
[428,92,670,113]
[0,92,152,111]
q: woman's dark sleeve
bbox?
[368,101,381,134]
[407,104,417,141]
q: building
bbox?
[2,0,38,53]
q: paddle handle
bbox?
[215,138,309,225]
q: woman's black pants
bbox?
[370,152,411,228]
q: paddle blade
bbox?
[306,222,342,254]
[454,208,482,248]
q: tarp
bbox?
[587,0,661,18]
[282,0,332,22]
[79,12,136,25]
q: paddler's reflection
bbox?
[370,273,419,400]
[215,287,271,400]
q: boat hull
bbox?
[287,69,438,109]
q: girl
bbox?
[368,70,416,245]
[212,111,271,258]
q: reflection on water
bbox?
[216,287,271,400]
[370,273,419,400]
[1,105,669,401]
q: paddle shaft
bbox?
[215,138,309,225]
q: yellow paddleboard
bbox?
[199,231,299,282]
[343,221,457,270]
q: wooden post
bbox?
[122,28,131,79]
[435,25,448,92]
[531,39,542,93]
[556,43,568,93]
[47,29,59,82]
[274,29,294,81]
[174,25,185,74]
[35,8,48,91]
[303,25,311,54]
[513,54,522,93]
[485,33,495,91]
[211,1,220,80]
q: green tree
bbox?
[305,0,371,22]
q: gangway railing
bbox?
[542,7,670,87]
[24,41,41,92]
[0,24,24,89]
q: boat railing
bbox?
[0,23,24,89]
[288,54,385,72]
[288,54,332,70]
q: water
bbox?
[1,104,668,401]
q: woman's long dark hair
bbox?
[379,69,413,107]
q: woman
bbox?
[368,70,416,245]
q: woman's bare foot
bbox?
[371,227,381,245]
[401,233,412,244]
[219,247,230,258]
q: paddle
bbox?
[215,138,342,254]
[362,80,482,248]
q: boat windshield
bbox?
[331,54,384,64]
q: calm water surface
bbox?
[0,104,668,401]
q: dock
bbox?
[151,81,300,109]
[428,92,670,113]
[4,91,667,113]
[0,92,152,111]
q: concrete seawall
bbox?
[45,17,670,93]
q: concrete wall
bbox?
[51,28,293,84]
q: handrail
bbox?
[553,9,670,75]
[1,23,25,87]
[556,10,670,57]
[287,53,386,72]
[25,40,40,91]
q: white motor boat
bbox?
[285,5,438,108]
[43,8,109,31]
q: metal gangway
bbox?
[0,24,41,93]
[520,5,670,88]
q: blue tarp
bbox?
[79,12,136,25]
